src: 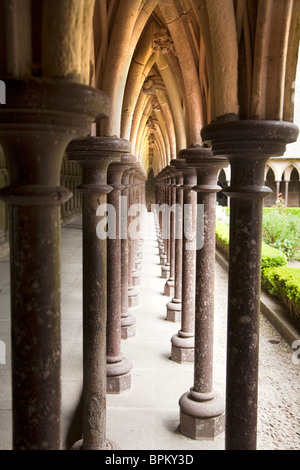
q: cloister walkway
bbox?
[0,212,299,451]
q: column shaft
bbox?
[0,77,108,449]
[170,166,197,363]
[166,161,184,322]
[121,166,137,338]
[107,156,133,393]
[81,188,108,449]
[66,136,128,450]
[179,146,227,440]
[201,119,299,450]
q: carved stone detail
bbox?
[153,28,177,55]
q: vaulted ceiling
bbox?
[0,0,299,177]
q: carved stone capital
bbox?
[142,78,156,96]
[153,28,176,55]
[151,96,161,111]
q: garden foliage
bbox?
[262,208,300,261]
[215,218,299,326]
[262,266,300,326]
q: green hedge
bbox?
[216,219,300,325]
[215,220,230,258]
[261,243,287,269]
[215,220,287,268]
[263,207,300,217]
[262,266,300,327]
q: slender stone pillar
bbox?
[154,175,165,260]
[201,120,298,450]
[121,163,137,339]
[156,172,168,267]
[275,180,281,201]
[107,152,134,393]
[179,145,228,440]
[128,165,139,308]
[66,136,128,450]
[0,78,107,450]
[166,160,184,321]
[171,161,197,363]
[164,167,177,297]
[284,180,289,207]
[132,167,145,285]
[161,171,171,279]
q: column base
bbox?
[166,298,181,322]
[164,279,174,297]
[107,355,132,393]
[135,261,142,271]
[171,332,194,363]
[160,254,167,266]
[128,288,139,307]
[179,389,225,440]
[121,313,136,339]
[161,265,170,279]
[132,270,141,286]
[72,438,121,450]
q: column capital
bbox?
[66,136,131,194]
[201,120,299,158]
[108,154,136,188]
[201,120,299,200]
[152,27,176,56]
[120,156,137,188]
[0,77,110,206]
[170,159,184,186]
[179,145,227,193]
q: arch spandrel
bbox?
[284,163,300,181]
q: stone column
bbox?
[284,180,289,207]
[164,167,177,298]
[275,180,281,202]
[66,136,128,450]
[156,172,168,267]
[132,168,144,285]
[154,175,165,260]
[201,120,298,450]
[179,146,228,440]
[166,160,184,321]
[137,172,147,270]
[161,171,171,279]
[120,163,137,339]
[107,152,134,393]
[171,161,197,363]
[128,165,139,308]
[0,78,107,450]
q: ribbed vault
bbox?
[0,0,299,176]
[90,0,300,177]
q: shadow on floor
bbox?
[64,391,83,450]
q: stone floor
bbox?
[0,212,299,450]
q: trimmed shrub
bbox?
[262,266,300,327]
[215,219,230,258]
[261,243,287,269]
[262,209,300,260]
[215,219,300,326]
[215,220,287,268]
[221,207,300,260]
